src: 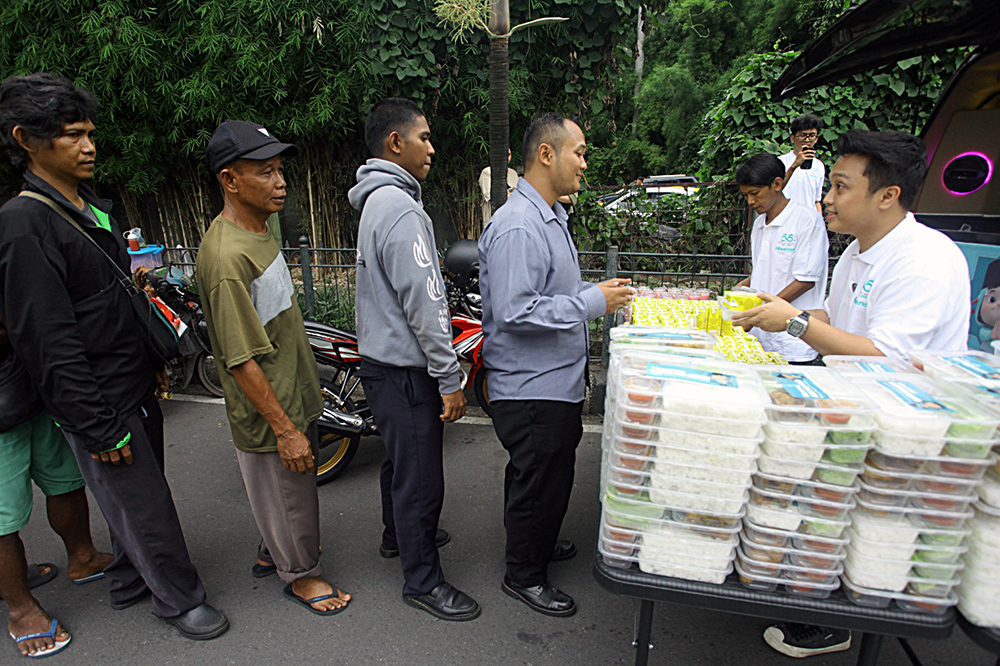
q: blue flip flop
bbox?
[282,583,349,616]
[71,570,105,585]
[9,618,71,659]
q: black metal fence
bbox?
[162,240,762,361]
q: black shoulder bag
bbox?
[18,191,181,363]
[0,319,44,432]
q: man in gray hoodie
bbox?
[348,97,479,621]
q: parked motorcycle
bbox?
[307,239,489,485]
[144,271,225,398]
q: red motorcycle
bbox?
[306,240,490,484]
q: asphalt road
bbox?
[13,397,995,666]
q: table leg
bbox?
[856,633,883,666]
[633,599,655,666]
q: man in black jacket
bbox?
[0,73,227,645]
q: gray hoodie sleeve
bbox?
[378,210,462,394]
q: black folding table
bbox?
[594,553,955,666]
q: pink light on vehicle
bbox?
[943,152,993,196]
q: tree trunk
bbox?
[488,0,510,223]
[488,36,510,220]
[631,5,645,136]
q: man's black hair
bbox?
[0,73,99,169]
[735,153,785,187]
[790,114,823,135]
[522,112,569,167]
[364,97,425,157]
[837,129,928,210]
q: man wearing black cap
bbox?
[198,120,351,615]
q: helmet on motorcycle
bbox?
[443,240,479,290]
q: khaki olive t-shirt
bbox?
[196,215,322,453]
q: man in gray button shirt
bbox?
[478,112,632,616]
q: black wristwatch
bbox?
[786,311,811,338]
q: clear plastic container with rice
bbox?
[610,326,717,350]
[650,440,758,476]
[619,520,741,583]
[977,467,1000,508]
[603,458,752,514]
[753,471,860,505]
[956,501,1000,627]
[738,532,846,570]
[854,494,974,530]
[865,448,992,485]
[909,349,1000,385]
[857,478,977,513]
[654,423,763,456]
[840,574,959,615]
[647,356,769,437]
[757,366,877,429]
[756,449,864,485]
[735,551,842,598]
[854,375,1000,456]
[822,355,920,377]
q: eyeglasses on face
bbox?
[794,132,819,140]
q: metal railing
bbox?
[162,240,761,362]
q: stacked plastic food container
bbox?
[907,351,1000,627]
[600,330,769,584]
[828,363,1000,615]
[737,366,876,598]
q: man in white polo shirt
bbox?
[780,114,826,215]
[733,153,828,364]
[733,129,970,658]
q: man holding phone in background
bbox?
[780,114,826,215]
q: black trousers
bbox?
[491,399,583,587]
[63,394,206,618]
[359,359,445,596]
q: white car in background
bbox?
[598,174,699,241]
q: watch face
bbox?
[787,317,808,338]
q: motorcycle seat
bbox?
[304,320,357,343]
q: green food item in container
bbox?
[826,429,871,445]
[826,446,867,464]
[814,466,856,486]
[802,518,843,537]
[918,531,965,548]
[945,401,998,440]
[943,440,993,459]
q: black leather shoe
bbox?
[164,602,230,640]
[551,539,577,562]
[403,582,481,621]
[380,528,451,559]
[502,577,576,617]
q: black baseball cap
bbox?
[206,119,298,174]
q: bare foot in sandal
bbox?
[8,605,71,658]
[66,548,113,583]
[291,577,351,613]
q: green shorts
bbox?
[0,411,85,536]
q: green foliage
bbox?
[0,0,639,244]
[297,284,356,329]
[695,49,969,180]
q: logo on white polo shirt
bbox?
[776,233,797,253]
[853,279,874,308]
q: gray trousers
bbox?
[235,422,322,583]
[64,395,206,618]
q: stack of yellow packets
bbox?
[628,296,785,365]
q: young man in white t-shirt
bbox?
[734,154,829,363]
[780,114,826,215]
[733,129,970,658]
